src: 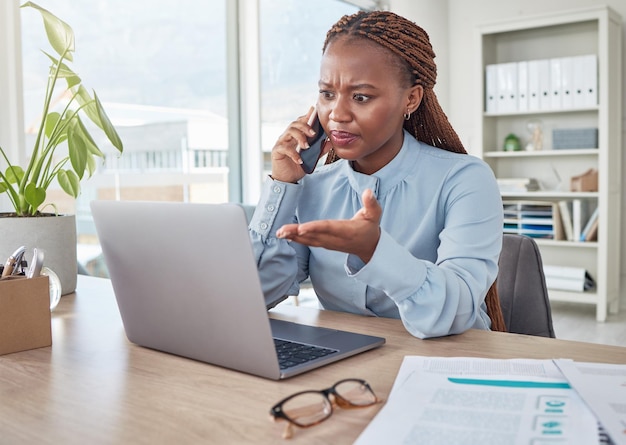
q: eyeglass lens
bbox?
[331,379,377,407]
[281,391,333,427]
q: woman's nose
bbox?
[328,99,351,123]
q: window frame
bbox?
[0,0,386,210]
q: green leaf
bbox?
[22,2,74,61]
[85,153,97,178]
[44,112,61,138]
[57,169,80,198]
[43,51,81,86]
[67,123,88,179]
[76,116,104,157]
[74,85,100,126]
[74,88,123,153]
[0,182,8,193]
[65,73,82,89]
[94,91,123,152]
[24,182,46,209]
[5,166,24,184]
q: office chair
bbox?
[77,262,90,276]
[496,234,556,338]
[240,203,256,224]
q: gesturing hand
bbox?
[276,189,382,263]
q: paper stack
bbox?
[355,356,623,445]
[497,178,540,193]
[543,265,595,292]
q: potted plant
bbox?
[0,2,123,294]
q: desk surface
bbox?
[2,276,625,444]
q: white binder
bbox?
[560,56,574,109]
[527,59,540,111]
[517,61,528,112]
[582,54,598,107]
[496,62,518,113]
[572,55,586,108]
[550,58,562,110]
[572,199,583,241]
[572,54,597,108]
[537,59,551,111]
[485,64,498,113]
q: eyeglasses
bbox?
[269,378,380,439]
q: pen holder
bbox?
[0,275,52,355]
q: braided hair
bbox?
[323,10,465,154]
[323,11,506,332]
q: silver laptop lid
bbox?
[91,200,282,379]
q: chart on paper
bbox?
[356,356,601,445]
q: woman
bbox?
[249,10,504,338]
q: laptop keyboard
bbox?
[273,338,338,370]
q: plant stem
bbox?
[20,47,68,199]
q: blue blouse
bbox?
[249,131,503,338]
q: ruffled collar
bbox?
[342,130,421,199]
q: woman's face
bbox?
[317,37,423,174]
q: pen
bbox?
[1,246,26,278]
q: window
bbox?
[19,0,366,275]
[21,0,229,273]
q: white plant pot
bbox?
[0,213,77,295]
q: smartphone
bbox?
[299,110,326,174]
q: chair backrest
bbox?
[496,234,556,338]
[240,204,256,223]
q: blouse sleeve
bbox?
[248,178,309,308]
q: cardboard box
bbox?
[570,168,598,192]
[0,275,52,355]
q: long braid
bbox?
[323,11,506,332]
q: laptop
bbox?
[90,200,385,380]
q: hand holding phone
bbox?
[298,108,326,174]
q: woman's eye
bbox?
[319,90,334,100]
[353,94,370,102]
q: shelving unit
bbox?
[475,6,622,321]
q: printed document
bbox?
[555,359,626,445]
[355,356,600,445]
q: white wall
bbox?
[389,1,450,112]
[390,0,626,299]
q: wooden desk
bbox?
[1,276,625,444]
